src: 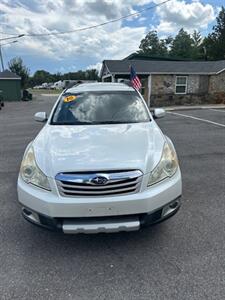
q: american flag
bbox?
[130,65,142,90]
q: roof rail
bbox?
[117,79,132,87]
[117,79,138,92]
[63,82,83,93]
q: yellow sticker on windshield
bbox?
[64,95,77,103]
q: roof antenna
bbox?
[203,46,207,61]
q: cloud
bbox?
[0,0,218,73]
[153,0,216,34]
[87,62,102,75]
[0,0,147,63]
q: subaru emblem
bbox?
[90,175,108,185]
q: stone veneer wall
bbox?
[150,73,225,107]
[209,72,225,94]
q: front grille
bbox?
[55,170,143,197]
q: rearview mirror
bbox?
[153,108,166,119]
[34,112,47,122]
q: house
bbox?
[0,70,21,101]
[100,58,225,106]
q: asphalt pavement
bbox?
[0,95,225,300]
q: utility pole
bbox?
[0,45,4,71]
[203,46,208,61]
[0,33,24,71]
[0,40,18,72]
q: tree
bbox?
[165,36,173,47]
[8,57,30,88]
[85,69,99,80]
[192,30,204,59]
[169,29,194,59]
[204,6,225,60]
[29,68,99,87]
[61,69,99,81]
[32,70,54,85]
[138,30,168,57]
[192,30,202,48]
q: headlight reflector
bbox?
[148,140,178,186]
[20,145,51,191]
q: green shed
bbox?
[0,70,21,101]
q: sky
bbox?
[0,0,224,74]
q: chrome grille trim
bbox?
[55,170,143,197]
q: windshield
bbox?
[51,91,150,125]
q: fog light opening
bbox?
[162,199,180,218]
[169,200,179,209]
[22,207,40,224]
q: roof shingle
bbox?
[103,60,225,75]
[0,69,21,79]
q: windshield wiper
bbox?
[95,121,129,124]
[52,121,93,125]
[52,120,150,125]
[94,121,149,124]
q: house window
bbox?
[140,78,146,97]
[175,76,187,94]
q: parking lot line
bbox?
[209,109,225,113]
[168,112,225,128]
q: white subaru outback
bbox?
[17,83,182,233]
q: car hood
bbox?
[33,122,165,178]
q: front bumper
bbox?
[17,169,182,233]
[21,196,181,233]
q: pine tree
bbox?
[204,6,225,60]
[169,29,194,59]
[138,30,168,57]
[192,31,204,59]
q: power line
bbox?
[0,40,18,46]
[0,31,16,35]
[0,34,24,42]
[1,0,172,38]
[27,0,171,36]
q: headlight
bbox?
[20,145,51,191]
[148,140,178,186]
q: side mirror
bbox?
[34,112,48,122]
[153,108,166,119]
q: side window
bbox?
[175,76,187,94]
